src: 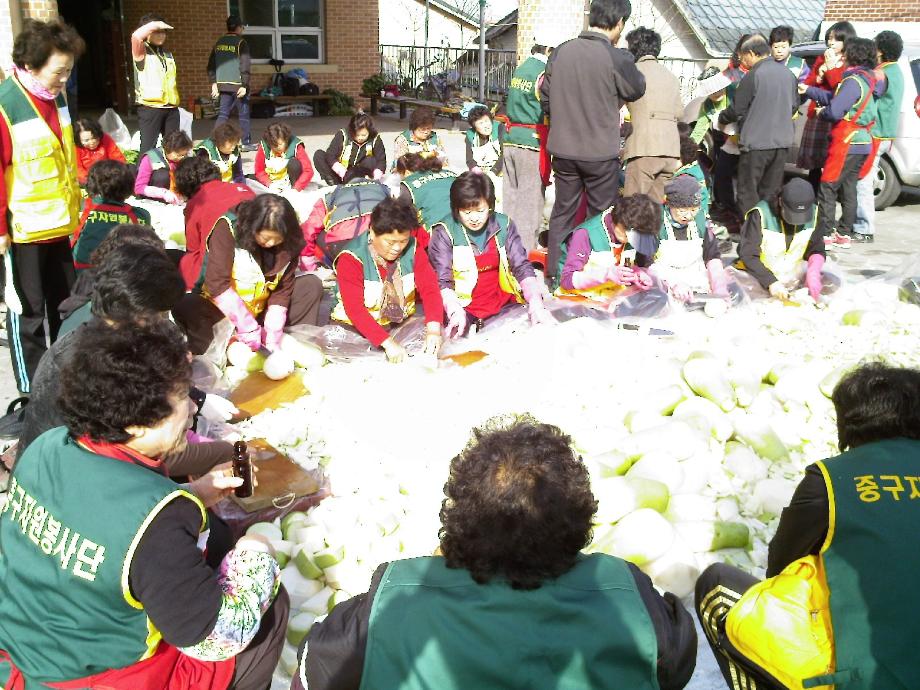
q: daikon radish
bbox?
[674,520,750,552]
[592,509,675,565]
[626,452,684,494]
[672,397,733,441]
[640,539,700,598]
[683,357,737,412]
[592,476,670,524]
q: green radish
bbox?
[731,412,789,462]
[723,441,768,484]
[626,452,684,494]
[286,612,317,646]
[293,547,324,580]
[640,539,700,599]
[682,357,736,412]
[675,521,750,552]
[819,364,853,398]
[591,450,632,478]
[592,476,670,524]
[280,511,309,534]
[665,494,718,523]
[594,508,675,566]
[624,408,666,433]
[313,545,345,570]
[621,420,704,461]
[245,522,282,543]
[672,397,733,441]
[301,585,336,616]
[279,642,300,675]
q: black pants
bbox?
[312,150,376,186]
[5,239,75,394]
[695,563,784,690]
[230,586,290,690]
[817,153,867,236]
[137,105,179,156]
[172,274,325,355]
[712,149,739,215]
[736,148,788,218]
[546,157,620,279]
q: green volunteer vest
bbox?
[324,179,390,232]
[659,206,705,241]
[0,428,206,684]
[464,127,499,148]
[259,136,303,162]
[330,233,418,326]
[840,73,879,146]
[505,56,546,150]
[214,34,244,86]
[432,213,523,306]
[674,164,709,234]
[360,554,660,690]
[748,200,815,283]
[875,62,904,140]
[401,169,458,230]
[74,197,150,267]
[195,138,240,183]
[813,438,920,689]
[336,129,380,168]
[400,129,441,157]
[146,147,168,171]
[784,55,806,79]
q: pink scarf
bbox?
[10,64,58,101]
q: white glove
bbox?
[200,394,239,423]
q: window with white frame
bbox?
[228,0,324,63]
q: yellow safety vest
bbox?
[0,77,80,243]
[750,201,816,284]
[134,46,179,107]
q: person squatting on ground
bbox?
[331,198,444,363]
[294,417,697,690]
[396,153,459,236]
[134,129,193,204]
[695,362,920,690]
[254,121,314,192]
[541,0,646,284]
[392,106,447,166]
[194,121,245,184]
[73,117,126,187]
[313,111,386,186]
[0,18,85,395]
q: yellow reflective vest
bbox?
[0,77,80,243]
[749,201,816,284]
[134,46,179,107]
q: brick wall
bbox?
[21,0,57,20]
[121,0,378,107]
[517,0,586,63]
[824,0,920,22]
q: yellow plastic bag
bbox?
[725,555,835,689]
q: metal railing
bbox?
[660,57,711,104]
[379,44,517,102]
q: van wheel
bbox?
[875,156,901,210]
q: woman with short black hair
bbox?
[74,117,126,186]
[313,111,386,185]
[194,120,245,184]
[392,106,446,165]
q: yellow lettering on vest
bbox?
[510,77,534,92]
[854,475,880,502]
[879,475,905,500]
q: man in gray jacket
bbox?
[718,34,799,217]
[540,0,645,283]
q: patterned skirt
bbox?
[797,116,832,170]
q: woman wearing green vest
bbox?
[172,194,323,355]
[132,13,181,156]
[0,19,85,395]
[194,121,245,184]
[332,198,444,362]
[769,26,810,82]
[134,129,193,204]
[0,320,289,689]
[208,14,252,148]
[396,153,458,235]
[254,121,314,192]
[428,171,554,338]
[464,105,503,210]
[392,106,446,168]
[313,112,386,186]
[696,362,920,690]
[294,417,697,690]
[737,178,827,302]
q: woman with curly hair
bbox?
[392,105,446,166]
[293,417,697,690]
[172,193,323,354]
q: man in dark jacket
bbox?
[208,15,253,148]
[718,34,799,217]
[540,0,646,283]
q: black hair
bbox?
[86,160,135,201]
[89,223,164,268]
[371,198,420,235]
[233,194,305,257]
[612,193,661,235]
[59,319,191,444]
[730,34,752,68]
[450,171,495,220]
[396,152,443,175]
[91,242,184,324]
[769,25,794,45]
[626,27,661,59]
[174,155,221,198]
[138,13,167,27]
[466,105,491,126]
[12,18,85,70]
[408,106,436,131]
[347,112,378,140]
[679,136,699,166]
[211,121,242,148]
[588,0,632,31]
[832,363,920,451]
[875,30,903,63]
[531,44,548,55]
[162,130,192,154]
[825,21,856,45]
[263,121,293,149]
[73,118,103,148]
[845,37,878,70]
[740,34,770,58]
[227,14,243,31]
[439,417,596,590]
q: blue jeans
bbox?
[853,140,890,236]
[216,92,251,143]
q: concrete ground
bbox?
[0,110,917,688]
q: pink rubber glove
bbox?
[262,304,288,351]
[521,276,555,326]
[805,253,825,301]
[606,264,637,286]
[571,265,610,290]
[213,288,262,351]
[706,259,729,297]
[441,288,467,339]
[299,254,319,272]
[162,190,183,205]
[332,162,347,179]
[670,283,693,303]
[372,169,384,180]
[634,267,654,290]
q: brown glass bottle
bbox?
[233,440,254,498]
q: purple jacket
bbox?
[806,67,884,154]
[428,213,535,290]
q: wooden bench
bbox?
[366,94,462,125]
[249,93,333,116]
